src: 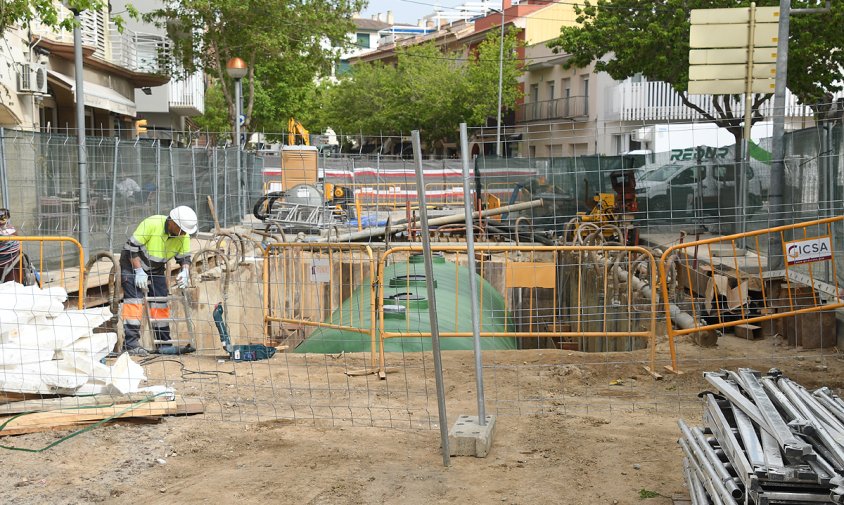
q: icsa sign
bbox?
[785,236,833,266]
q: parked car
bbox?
[635,161,763,219]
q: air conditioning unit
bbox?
[17,64,48,94]
[632,126,654,143]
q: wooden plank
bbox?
[0,397,204,436]
[734,323,761,340]
[0,393,178,416]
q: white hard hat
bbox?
[169,206,198,235]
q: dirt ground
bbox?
[1,336,842,505]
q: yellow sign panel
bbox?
[690,23,779,49]
[688,79,775,95]
[689,63,776,80]
[690,6,779,24]
[689,48,777,65]
[504,262,556,289]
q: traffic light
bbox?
[134,119,148,137]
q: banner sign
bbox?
[785,236,833,266]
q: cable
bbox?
[0,392,170,453]
[138,356,236,381]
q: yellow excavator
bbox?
[287,118,310,146]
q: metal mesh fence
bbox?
[0,110,843,502]
[0,129,263,261]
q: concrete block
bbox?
[448,414,496,458]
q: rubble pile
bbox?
[680,369,844,505]
[0,282,145,395]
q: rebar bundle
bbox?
[680,369,844,505]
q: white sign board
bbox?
[785,236,833,266]
[688,6,780,96]
[308,258,331,283]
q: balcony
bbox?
[31,11,170,76]
[516,96,588,123]
[609,80,835,122]
[109,28,171,75]
[169,71,205,117]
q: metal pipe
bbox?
[683,457,708,505]
[612,261,709,337]
[679,437,733,505]
[495,7,505,157]
[681,420,744,500]
[235,77,243,222]
[333,198,544,242]
[460,123,486,426]
[73,12,90,255]
[412,130,449,467]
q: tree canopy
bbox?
[143,0,364,134]
[318,28,523,148]
[547,0,844,141]
[1,0,116,34]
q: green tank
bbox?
[295,253,516,353]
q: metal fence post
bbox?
[223,148,228,227]
[213,146,219,226]
[169,141,177,209]
[459,123,487,427]
[108,138,119,251]
[0,128,8,208]
[155,140,161,214]
[191,145,198,213]
[411,130,450,467]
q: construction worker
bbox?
[120,206,198,357]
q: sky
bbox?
[360,0,468,24]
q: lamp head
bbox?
[226,57,248,79]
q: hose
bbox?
[82,251,121,314]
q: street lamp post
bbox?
[494,7,505,157]
[226,57,248,220]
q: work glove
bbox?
[176,266,190,289]
[133,268,149,290]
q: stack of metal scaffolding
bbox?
[679,369,844,505]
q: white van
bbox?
[635,161,764,217]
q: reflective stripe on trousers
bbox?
[121,267,170,349]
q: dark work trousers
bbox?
[121,266,171,350]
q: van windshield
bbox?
[641,164,682,182]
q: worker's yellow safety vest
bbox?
[126,215,190,269]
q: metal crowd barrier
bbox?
[262,242,376,365]
[658,216,844,373]
[0,236,85,309]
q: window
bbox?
[581,76,590,116]
[547,80,555,100]
[530,84,539,102]
[336,60,351,76]
[356,32,371,48]
[672,167,703,185]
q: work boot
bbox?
[126,347,149,357]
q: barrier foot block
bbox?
[448,414,496,458]
[663,365,684,375]
[642,366,663,380]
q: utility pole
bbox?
[73,10,90,256]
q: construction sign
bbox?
[784,236,833,266]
